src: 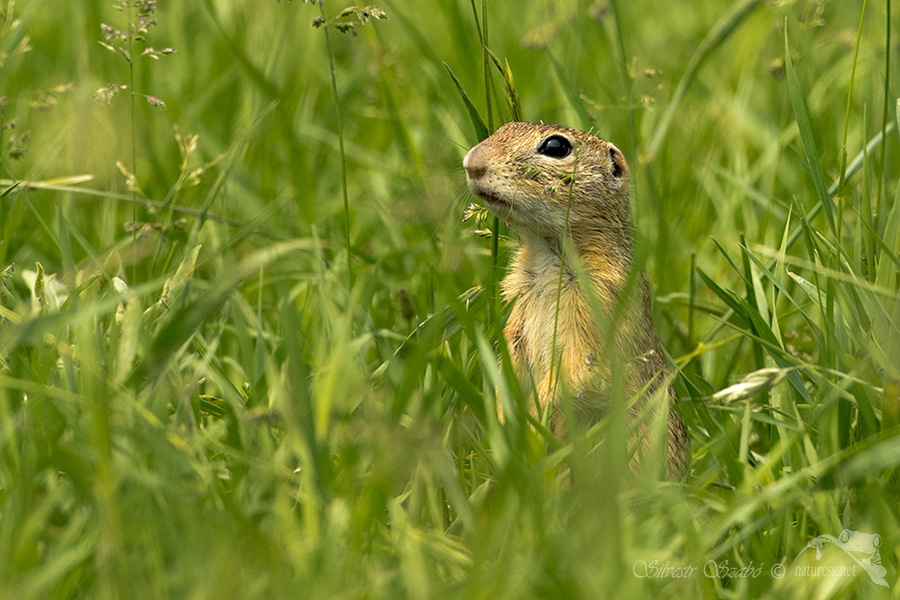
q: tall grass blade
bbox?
[486,48,522,122]
[645,0,763,161]
[784,24,837,238]
[443,63,489,142]
[546,49,593,129]
[875,176,900,311]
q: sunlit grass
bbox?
[0,1,898,598]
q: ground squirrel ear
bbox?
[609,147,624,179]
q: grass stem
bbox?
[836,0,868,257]
[319,2,353,291]
[477,0,501,331]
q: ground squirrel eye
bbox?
[537,135,572,158]
[609,147,623,178]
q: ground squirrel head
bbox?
[463,122,631,242]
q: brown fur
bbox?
[463,122,688,478]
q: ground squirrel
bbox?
[463,121,688,478]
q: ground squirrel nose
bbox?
[463,145,487,180]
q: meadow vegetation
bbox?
[0,0,898,598]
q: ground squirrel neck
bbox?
[463,121,688,478]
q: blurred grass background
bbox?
[0,0,898,598]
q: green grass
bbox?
[0,0,898,598]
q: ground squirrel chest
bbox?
[463,121,688,477]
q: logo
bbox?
[793,529,888,588]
